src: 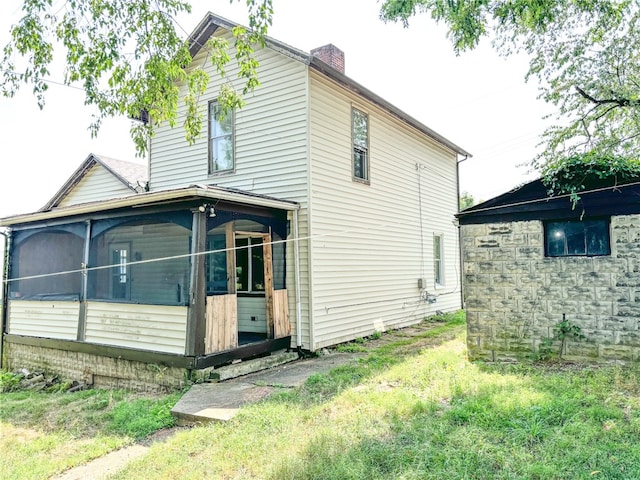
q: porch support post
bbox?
[186,209,207,356]
[0,228,11,369]
[77,220,91,341]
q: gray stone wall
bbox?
[462,215,640,363]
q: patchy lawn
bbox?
[0,385,180,479]
[4,311,640,479]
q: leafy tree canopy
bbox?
[1,0,273,155]
[380,0,640,171]
[542,152,640,205]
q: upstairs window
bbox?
[209,101,234,173]
[545,219,610,257]
[352,107,369,181]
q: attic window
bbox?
[209,101,234,173]
[544,219,610,257]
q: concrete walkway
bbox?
[171,351,365,423]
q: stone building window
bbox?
[544,219,610,257]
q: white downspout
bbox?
[293,209,303,348]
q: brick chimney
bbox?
[310,44,345,74]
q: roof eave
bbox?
[40,154,98,211]
[1,186,300,227]
[189,13,470,158]
[308,58,472,158]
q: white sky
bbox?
[0,0,550,219]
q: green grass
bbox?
[5,311,640,479]
[113,313,640,480]
[0,387,181,479]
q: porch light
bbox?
[198,204,216,217]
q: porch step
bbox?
[211,349,300,382]
[171,351,364,423]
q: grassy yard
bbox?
[0,384,180,479]
[3,312,640,479]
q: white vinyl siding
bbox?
[149,31,308,199]
[149,30,311,348]
[7,300,79,340]
[308,71,461,349]
[58,164,134,207]
[237,296,268,333]
[85,302,187,354]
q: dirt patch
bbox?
[139,425,191,446]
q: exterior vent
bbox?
[310,44,345,74]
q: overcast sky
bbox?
[0,0,549,219]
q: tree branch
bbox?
[575,85,640,108]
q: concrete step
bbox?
[212,349,300,381]
[171,351,364,423]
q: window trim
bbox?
[208,100,235,175]
[352,106,370,183]
[544,218,611,257]
[433,234,444,287]
[235,235,265,294]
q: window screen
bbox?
[9,227,84,300]
[89,217,191,305]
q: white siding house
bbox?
[42,154,148,210]
[0,12,470,389]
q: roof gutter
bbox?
[0,187,299,227]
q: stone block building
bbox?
[458,178,640,363]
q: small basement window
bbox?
[544,219,610,257]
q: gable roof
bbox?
[41,153,148,211]
[457,177,640,225]
[187,12,472,158]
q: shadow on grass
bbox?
[267,363,640,480]
[270,318,466,408]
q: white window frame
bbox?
[208,101,235,174]
[235,235,265,294]
[433,234,444,287]
[352,107,369,182]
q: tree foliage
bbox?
[380,0,640,170]
[459,191,478,210]
[1,0,273,155]
[542,152,640,204]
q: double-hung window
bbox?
[209,101,234,173]
[433,234,444,286]
[352,107,369,181]
[545,219,610,257]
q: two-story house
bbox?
[0,12,470,390]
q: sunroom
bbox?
[1,185,300,387]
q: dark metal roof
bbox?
[457,178,640,224]
[187,12,471,158]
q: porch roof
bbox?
[0,184,299,227]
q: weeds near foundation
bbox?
[537,315,587,361]
[0,370,22,393]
